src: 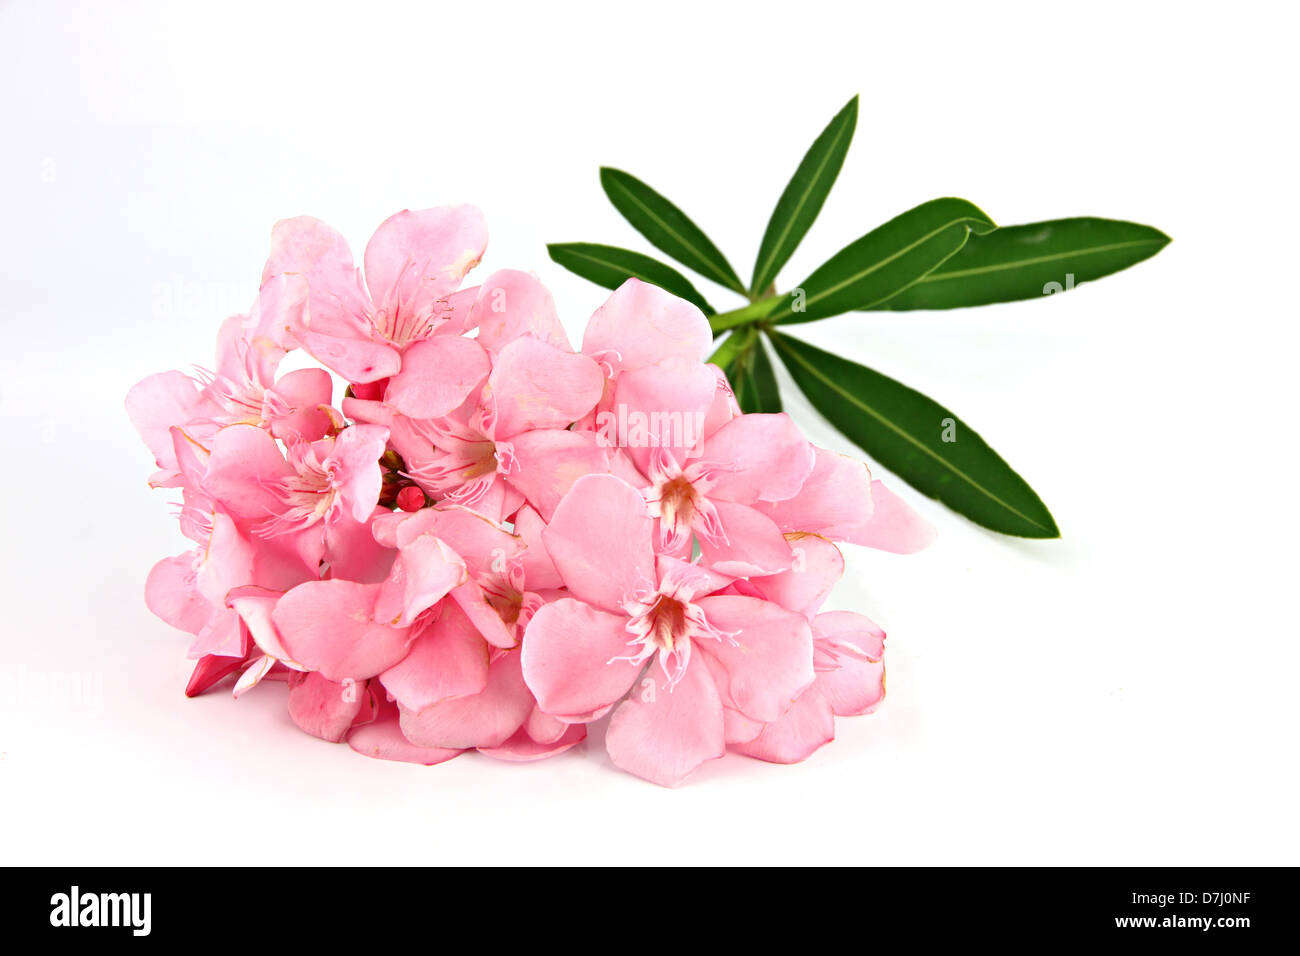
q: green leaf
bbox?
[599,167,746,294]
[766,198,996,325]
[769,331,1057,538]
[547,242,715,315]
[728,330,782,414]
[750,95,858,296]
[868,217,1171,310]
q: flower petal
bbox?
[477,722,586,762]
[398,648,533,750]
[384,336,490,419]
[468,269,571,354]
[732,688,835,764]
[145,553,209,634]
[379,603,491,712]
[748,533,844,619]
[582,278,711,375]
[813,611,886,717]
[694,595,814,723]
[363,205,487,318]
[541,475,656,614]
[700,413,815,504]
[610,357,717,473]
[520,598,642,721]
[273,579,413,681]
[506,429,609,522]
[856,479,937,554]
[751,446,873,541]
[346,696,464,765]
[605,655,725,787]
[287,671,365,742]
[697,501,794,578]
[487,337,605,438]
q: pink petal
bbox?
[514,505,562,589]
[145,553,209,634]
[363,205,487,318]
[468,269,571,354]
[347,696,464,765]
[697,501,794,577]
[384,336,490,419]
[752,446,873,541]
[701,363,740,439]
[267,367,334,443]
[700,413,815,504]
[187,607,246,660]
[541,475,656,614]
[287,671,365,742]
[505,429,609,522]
[486,337,605,438]
[379,603,491,712]
[273,579,413,681]
[329,424,390,524]
[398,649,533,750]
[520,598,642,721]
[478,722,586,762]
[582,278,712,375]
[723,706,764,745]
[372,531,466,628]
[396,504,523,573]
[813,611,886,717]
[125,371,211,476]
[732,688,835,764]
[857,479,937,554]
[610,358,717,473]
[295,327,401,385]
[694,595,814,723]
[323,510,396,584]
[450,580,517,650]
[748,533,844,619]
[202,424,294,522]
[523,705,568,745]
[262,217,392,382]
[225,585,298,663]
[605,655,726,787]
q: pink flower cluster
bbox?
[128,206,935,786]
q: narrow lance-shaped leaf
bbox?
[769,331,1058,538]
[547,242,715,315]
[750,95,858,296]
[726,330,783,414]
[599,167,746,295]
[767,198,997,325]
[868,217,1171,311]
[741,334,782,413]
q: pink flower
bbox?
[202,422,390,571]
[347,333,608,522]
[125,277,332,486]
[261,206,487,383]
[522,474,816,786]
[129,210,934,785]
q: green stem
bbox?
[709,294,784,333]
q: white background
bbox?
[2,0,1297,865]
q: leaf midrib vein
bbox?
[773,212,981,320]
[918,238,1163,283]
